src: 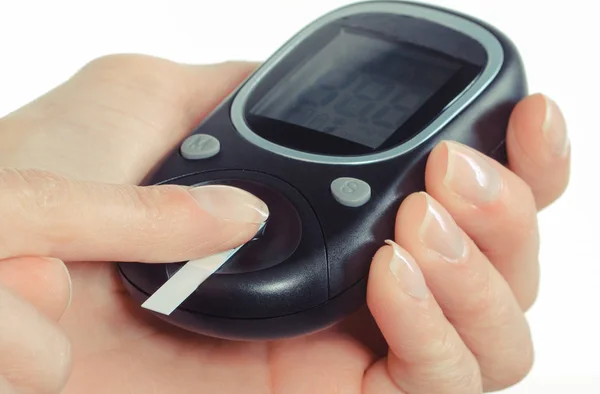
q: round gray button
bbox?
[180,134,220,160]
[330,177,371,207]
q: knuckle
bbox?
[455,267,499,320]
[432,345,482,393]
[0,168,70,216]
[80,53,165,75]
[125,185,191,235]
[484,341,534,390]
[79,54,188,100]
[426,324,461,359]
[450,363,483,394]
[453,268,523,335]
[129,185,173,217]
[389,320,484,393]
[0,168,71,258]
[428,343,483,393]
[129,185,170,222]
[75,54,192,136]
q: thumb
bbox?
[0,168,268,262]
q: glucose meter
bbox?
[117,0,527,340]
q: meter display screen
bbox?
[249,30,464,149]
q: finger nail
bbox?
[542,95,570,156]
[443,141,503,204]
[60,260,73,311]
[52,258,72,313]
[418,193,467,263]
[188,185,269,224]
[385,240,428,300]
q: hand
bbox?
[0,55,570,393]
[0,169,267,394]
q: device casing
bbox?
[118,1,527,340]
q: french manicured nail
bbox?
[443,141,503,204]
[419,193,467,263]
[385,240,428,300]
[542,95,570,156]
[188,185,269,224]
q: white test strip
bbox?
[141,246,243,315]
[141,222,266,315]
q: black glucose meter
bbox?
[117,1,527,340]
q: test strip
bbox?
[141,245,243,315]
[142,221,266,315]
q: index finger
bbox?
[0,168,268,263]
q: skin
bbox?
[0,55,570,394]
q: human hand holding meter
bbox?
[0,56,569,393]
[0,2,571,393]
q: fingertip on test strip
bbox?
[142,222,266,315]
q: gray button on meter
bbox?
[330,177,371,207]
[180,134,220,160]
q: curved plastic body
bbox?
[117,1,528,340]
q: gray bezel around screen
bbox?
[230,1,504,165]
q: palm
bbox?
[60,261,383,393]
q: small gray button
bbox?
[180,134,220,160]
[331,177,371,207]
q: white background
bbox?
[0,0,597,392]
